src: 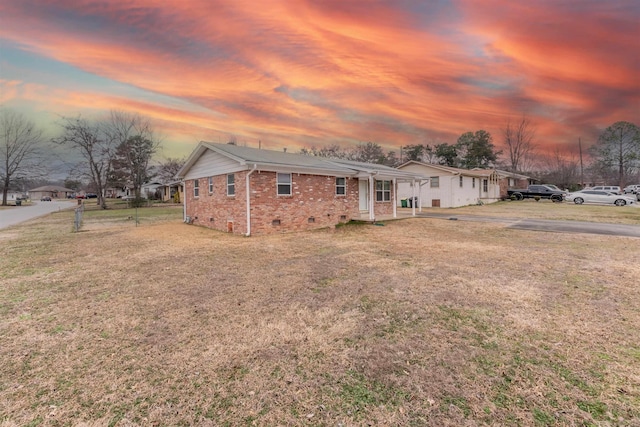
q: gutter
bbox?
[245,164,257,236]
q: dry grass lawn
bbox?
[1,203,639,426]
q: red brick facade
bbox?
[184,171,396,235]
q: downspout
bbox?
[245,164,257,236]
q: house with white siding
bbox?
[175,142,426,235]
[396,161,502,208]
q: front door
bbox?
[359,179,369,211]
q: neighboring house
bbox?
[141,181,163,199]
[5,191,26,202]
[106,186,131,199]
[158,181,184,202]
[28,185,75,200]
[396,161,502,208]
[494,170,532,199]
[175,142,426,235]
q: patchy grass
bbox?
[0,205,639,425]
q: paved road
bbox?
[414,212,640,238]
[0,200,78,230]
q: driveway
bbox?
[413,212,640,238]
[0,200,77,230]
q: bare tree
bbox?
[537,147,580,190]
[1,109,44,205]
[103,110,157,152]
[349,142,387,164]
[156,157,186,183]
[503,115,537,172]
[299,144,347,159]
[104,111,160,200]
[54,116,113,208]
[55,111,160,209]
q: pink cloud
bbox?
[0,0,637,157]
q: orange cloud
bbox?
[0,0,637,158]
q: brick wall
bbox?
[185,171,364,235]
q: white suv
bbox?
[623,185,639,194]
[590,185,621,194]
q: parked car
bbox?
[588,185,621,194]
[40,196,52,201]
[86,193,98,199]
[623,184,639,194]
[565,190,635,206]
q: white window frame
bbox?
[459,176,463,188]
[430,177,440,188]
[193,179,199,197]
[208,176,213,194]
[227,174,235,196]
[277,173,292,196]
[483,179,488,192]
[472,178,476,188]
[336,177,346,196]
[375,180,391,202]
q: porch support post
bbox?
[369,176,375,221]
[245,165,257,236]
[392,178,397,218]
[412,178,416,216]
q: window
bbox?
[208,177,213,193]
[336,177,346,195]
[193,179,199,197]
[430,177,440,188]
[375,180,391,201]
[459,176,463,188]
[277,173,291,195]
[227,174,235,196]
[483,179,488,192]
[472,178,476,188]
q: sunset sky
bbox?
[1,0,638,161]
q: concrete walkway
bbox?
[0,200,77,230]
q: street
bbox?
[0,200,77,230]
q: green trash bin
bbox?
[15,199,22,206]
[401,198,407,208]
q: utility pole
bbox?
[578,137,584,187]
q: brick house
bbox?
[176,142,425,235]
[28,185,75,200]
[495,170,533,199]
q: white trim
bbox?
[392,178,397,218]
[276,172,292,196]
[246,165,257,236]
[227,173,235,196]
[369,175,375,221]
